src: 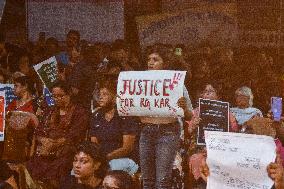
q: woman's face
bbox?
[147,53,164,70]
[52,87,70,107]
[201,84,218,100]
[102,175,119,189]
[98,88,115,108]
[14,82,27,97]
[235,92,250,108]
[73,152,100,179]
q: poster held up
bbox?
[33,56,58,90]
[116,70,186,117]
[0,84,17,107]
[205,131,276,189]
[197,98,229,145]
[43,86,55,107]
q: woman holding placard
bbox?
[139,44,192,189]
[186,82,238,189]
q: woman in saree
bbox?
[27,81,89,188]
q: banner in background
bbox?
[136,8,238,48]
[27,0,124,42]
[117,71,186,117]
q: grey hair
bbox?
[235,86,254,107]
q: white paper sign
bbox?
[33,56,58,90]
[116,71,186,117]
[205,131,276,189]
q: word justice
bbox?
[119,79,174,96]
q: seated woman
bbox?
[27,81,89,187]
[102,170,134,189]
[90,80,139,175]
[1,76,38,162]
[59,141,106,189]
[230,86,263,128]
[186,82,238,189]
[139,44,192,189]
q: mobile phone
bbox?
[271,97,282,121]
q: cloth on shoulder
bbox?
[230,107,263,125]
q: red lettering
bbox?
[163,79,171,96]
[143,80,150,96]
[136,80,143,95]
[120,80,130,95]
[165,98,169,107]
[154,99,159,107]
[129,80,136,95]
[150,80,154,96]
[140,98,146,107]
[140,98,150,110]
[154,80,161,96]
[120,98,125,107]
[130,99,134,107]
[160,98,165,107]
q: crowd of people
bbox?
[0,28,283,189]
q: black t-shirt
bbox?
[90,110,140,161]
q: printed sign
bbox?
[117,71,186,117]
[0,84,17,107]
[197,98,229,145]
[33,56,58,90]
[43,87,55,107]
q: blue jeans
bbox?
[140,123,180,189]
